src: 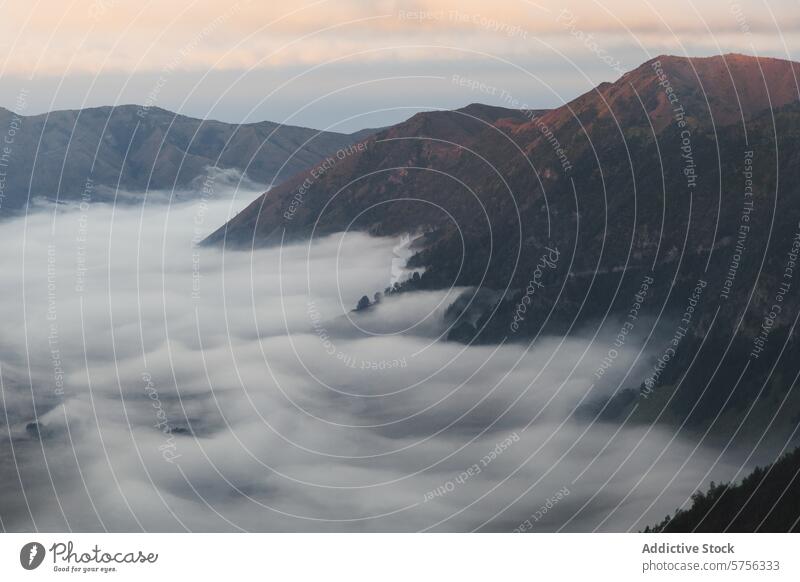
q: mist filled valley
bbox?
[0,38,799,537]
[0,189,757,532]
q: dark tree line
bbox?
[645,446,800,532]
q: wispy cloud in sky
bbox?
[0,1,797,131]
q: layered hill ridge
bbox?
[208,53,800,442]
[208,53,800,258]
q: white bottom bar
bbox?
[1,533,797,580]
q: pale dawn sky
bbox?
[0,0,795,131]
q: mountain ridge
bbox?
[205,53,800,442]
[207,53,800,252]
[0,104,377,211]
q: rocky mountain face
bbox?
[0,104,372,211]
[209,54,800,440]
[205,102,543,246]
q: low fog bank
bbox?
[0,192,744,532]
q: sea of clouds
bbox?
[0,190,744,532]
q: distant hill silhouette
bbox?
[0,104,373,210]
